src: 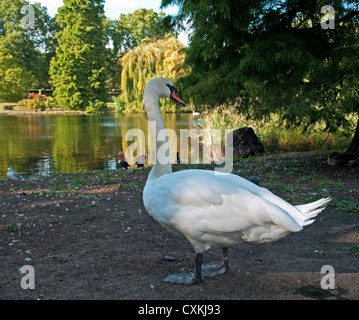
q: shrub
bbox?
[85,100,106,114]
[18,93,48,111]
[113,95,125,113]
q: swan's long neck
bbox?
[144,91,172,179]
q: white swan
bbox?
[142,78,331,284]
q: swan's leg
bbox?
[193,252,204,283]
[200,247,229,277]
[162,248,229,284]
[222,247,229,269]
[162,253,204,284]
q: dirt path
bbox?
[1,151,358,300]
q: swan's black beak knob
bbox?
[167,84,186,107]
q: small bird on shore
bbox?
[247,176,259,186]
[135,155,146,168]
[7,167,25,181]
[118,152,129,170]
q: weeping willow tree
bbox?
[120,36,188,112]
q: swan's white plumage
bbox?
[144,167,330,252]
[142,77,331,277]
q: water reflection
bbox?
[0,113,198,178]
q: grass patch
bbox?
[329,200,359,213]
[196,105,355,153]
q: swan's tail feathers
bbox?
[295,197,331,227]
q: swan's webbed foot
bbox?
[193,247,230,277]
[200,263,229,277]
[163,252,204,284]
[162,248,230,284]
[162,273,203,284]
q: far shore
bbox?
[0,108,87,115]
[0,103,115,115]
[0,103,189,115]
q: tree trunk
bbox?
[346,115,359,153]
[328,114,359,166]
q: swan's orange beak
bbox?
[170,90,186,107]
[167,84,186,107]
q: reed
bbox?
[196,105,355,152]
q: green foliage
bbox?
[18,92,47,111]
[5,224,17,233]
[105,9,178,91]
[85,100,106,114]
[163,0,359,133]
[350,244,359,254]
[49,0,108,110]
[197,105,355,152]
[0,49,33,102]
[110,8,177,53]
[329,199,359,212]
[120,36,188,112]
[112,95,125,113]
[0,0,53,102]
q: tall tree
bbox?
[49,0,108,110]
[0,0,53,101]
[162,0,359,154]
[106,9,177,90]
[111,8,177,53]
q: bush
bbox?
[18,93,48,111]
[113,95,125,113]
[85,100,106,114]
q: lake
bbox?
[0,112,199,179]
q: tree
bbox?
[111,8,177,53]
[0,49,33,102]
[162,0,359,154]
[106,9,177,90]
[0,0,53,101]
[49,0,108,110]
[120,36,188,112]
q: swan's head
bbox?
[145,78,186,107]
[8,167,12,171]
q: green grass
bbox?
[196,105,356,153]
[5,224,18,232]
[350,244,359,254]
[329,200,359,213]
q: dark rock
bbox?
[327,151,359,166]
[230,127,265,159]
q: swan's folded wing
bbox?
[170,173,231,206]
[208,171,307,228]
[169,171,302,233]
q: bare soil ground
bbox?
[1,151,359,300]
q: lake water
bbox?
[0,112,199,179]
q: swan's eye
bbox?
[166,84,176,93]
